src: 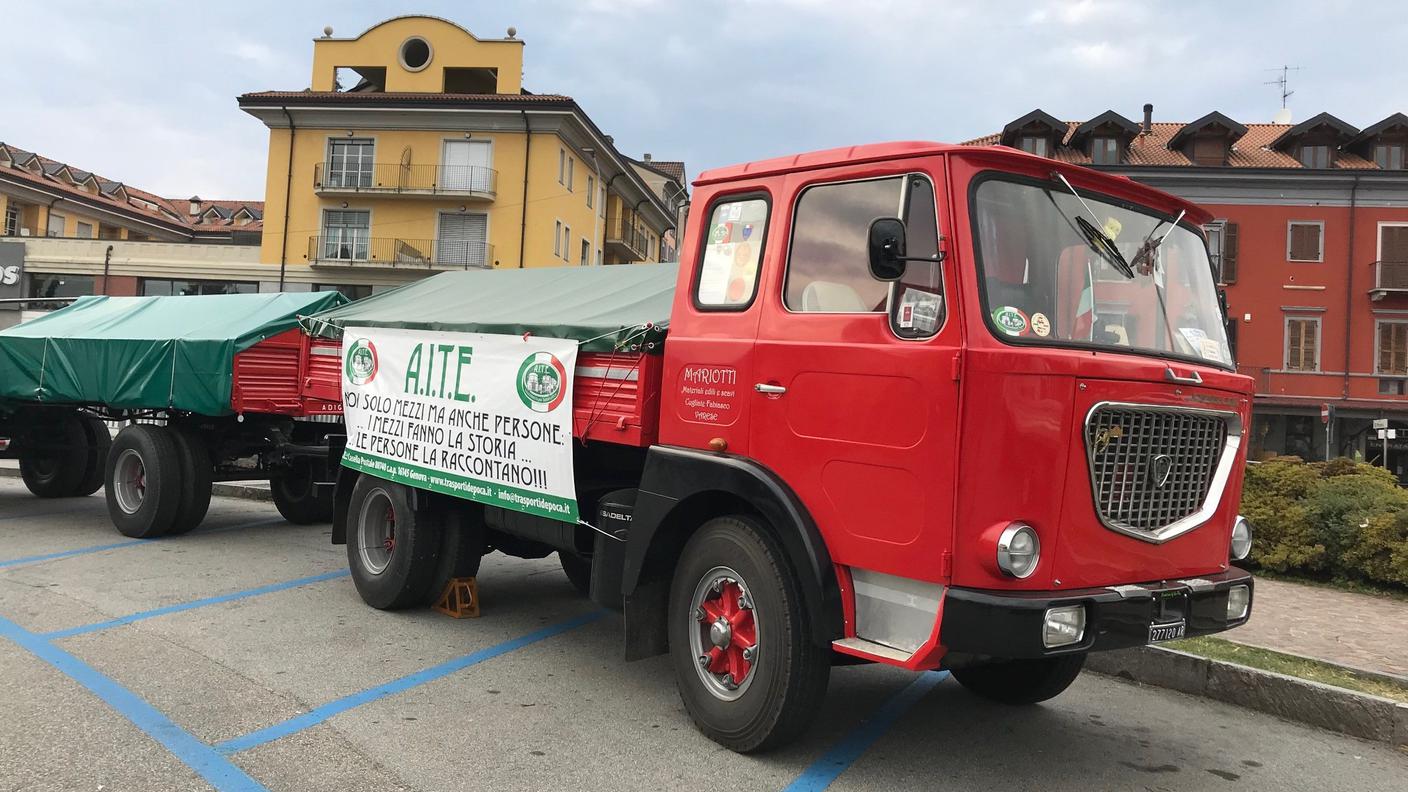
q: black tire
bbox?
[19,412,89,498]
[346,474,441,610]
[166,429,213,535]
[75,417,112,497]
[668,515,830,753]
[104,425,185,538]
[559,551,592,597]
[271,458,334,524]
[423,502,487,606]
[951,653,1086,705]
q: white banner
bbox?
[339,326,579,522]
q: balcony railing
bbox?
[1370,260,1408,300]
[313,163,497,198]
[604,216,649,261]
[308,236,493,269]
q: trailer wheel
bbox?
[271,459,334,524]
[19,412,89,498]
[558,551,592,597]
[668,515,830,753]
[166,429,213,535]
[347,474,440,610]
[951,653,1086,706]
[105,425,184,538]
[75,417,113,497]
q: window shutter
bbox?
[1222,222,1239,283]
[1382,226,1408,263]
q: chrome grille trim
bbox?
[1084,402,1242,544]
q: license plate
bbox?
[1149,620,1186,643]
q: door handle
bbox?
[1163,367,1203,385]
[754,383,787,395]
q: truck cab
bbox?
[625,142,1253,748]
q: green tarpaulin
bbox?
[303,264,677,354]
[0,291,346,415]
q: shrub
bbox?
[1239,456,1408,588]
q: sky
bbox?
[6,0,1406,200]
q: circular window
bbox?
[398,37,432,71]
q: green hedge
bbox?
[1241,456,1408,588]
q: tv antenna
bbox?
[1264,65,1301,108]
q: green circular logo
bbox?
[345,338,378,385]
[516,352,566,413]
[992,306,1029,336]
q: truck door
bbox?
[749,167,960,583]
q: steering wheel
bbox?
[1075,216,1135,279]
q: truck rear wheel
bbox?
[559,551,592,597]
[105,425,184,538]
[75,417,112,497]
[668,515,829,753]
[423,503,486,606]
[347,474,440,610]
[19,412,89,498]
[166,429,213,535]
[271,458,334,524]
[951,653,1086,705]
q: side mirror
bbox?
[867,217,907,281]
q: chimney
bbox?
[643,153,652,162]
[188,195,201,215]
[1142,103,1153,134]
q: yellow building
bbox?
[238,16,677,293]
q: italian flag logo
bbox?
[516,352,567,413]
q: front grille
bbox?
[1085,405,1230,539]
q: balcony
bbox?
[312,163,497,200]
[604,215,649,262]
[1369,260,1408,300]
[307,236,493,269]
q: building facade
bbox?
[238,15,677,295]
[968,107,1408,473]
[0,143,264,327]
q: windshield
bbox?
[973,177,1231,368]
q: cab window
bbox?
[785,175,944,336]
[695,197,768,309]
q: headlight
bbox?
[1043,604,1086,648]
[997,522,1041,579]
[1226,584,1250,621]
[1230,516,1253,561]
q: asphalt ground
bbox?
[1,476,1406,792]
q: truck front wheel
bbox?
[346,474,440,609]
[951,653,1086,705]
[668,515,829,753]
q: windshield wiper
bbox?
[1053,172,1135,279]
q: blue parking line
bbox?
[216,610,606,755]
[782,671,949,792]
[0,613,268,792]
[0,517,288,571]
[44,569,351,640]
[0,538,148,569]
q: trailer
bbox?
[0,291,347,537]
[307,142,1257,753]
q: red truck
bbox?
[312,142,1256,752]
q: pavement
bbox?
[1225,577,1408,678]
[2,478,1407,791]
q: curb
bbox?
[3,466,273,502]
[1087,645,1408,747]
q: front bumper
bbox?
[939,567,1252,659]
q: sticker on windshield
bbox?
[992,306,1029,336]
[1200,338,1225,363]
[1178,327,1208,349]
[1030,312,1051,337]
